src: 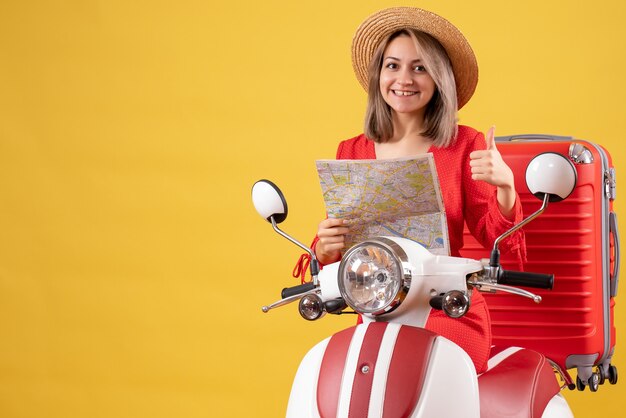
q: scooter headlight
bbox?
[338,238,410,315]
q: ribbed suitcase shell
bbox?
[459,135,619,379]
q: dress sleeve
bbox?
[462,131,527,267]
[336,141,344,159]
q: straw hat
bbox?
[351,7,478,109]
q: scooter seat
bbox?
[478,346,561,418]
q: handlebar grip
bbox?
[498,270,554,289]
[429,295,444,310]
[281,282,316,299]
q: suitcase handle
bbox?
[495,134,573,142]
[610,211,620,297]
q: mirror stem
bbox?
[490,193,551,268]
[271,217,319,285]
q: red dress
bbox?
[304,125,526,373]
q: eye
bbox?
[414,65,427,72]
[384,62,398,70]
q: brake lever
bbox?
[469,280,542,303]
[261,288,320,313]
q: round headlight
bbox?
[338,238,410,315]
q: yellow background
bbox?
[0,0,624,416]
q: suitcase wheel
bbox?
[588,373,600,392]
[576,372,601,392]
[576,375,586,391]
[608,365,618,385]
[597,365,606,385]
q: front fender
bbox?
[286,322,480,418]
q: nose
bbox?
[397,68,414,85]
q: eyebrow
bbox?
[383,56,423,63]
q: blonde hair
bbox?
[364,29,458,147]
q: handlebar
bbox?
[498,270,554,290]
[281,282,316,299]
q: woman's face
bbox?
[379,34,436,118]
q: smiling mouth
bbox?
[393,90,418,96]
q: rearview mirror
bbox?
[252,180,288,224]
[525,152,577,202]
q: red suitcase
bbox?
[460,134,619,391]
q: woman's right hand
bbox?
[315,218,349,265]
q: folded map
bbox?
[315,154,450,255]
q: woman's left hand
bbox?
[469,126,516,218]
[469,126,514,189]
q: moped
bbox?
[252,153,579,417]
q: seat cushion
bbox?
[479,347,560,418]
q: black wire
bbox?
[330,310,358,315]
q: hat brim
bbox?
[351,7,478,110]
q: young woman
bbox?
[299,7,526,374]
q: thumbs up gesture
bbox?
[469,126,514,189]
